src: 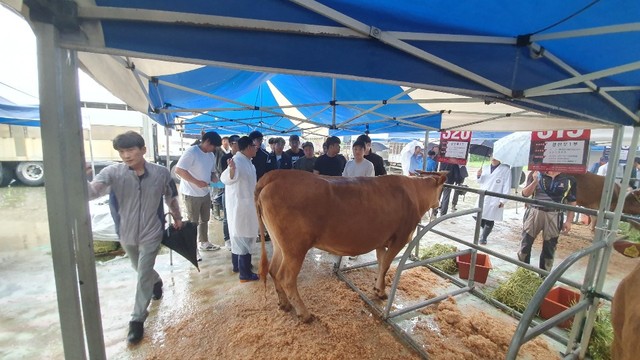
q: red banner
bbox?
[439,131,471,165]
[529,130,591,173]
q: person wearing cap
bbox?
[266,137,292,171]
[219,135,240,251]
[356,134,387,176]
[294,142,317,172]
[285,134,305,165]
[221,136,260,282]
[408,144,424,176]
[249,130,270,180]
[588,156,607,174]
[314,136,346,176]
[175,131,223,253]
[475,155,512,245]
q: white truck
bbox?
[0,105,187,187]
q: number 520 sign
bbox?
[439,130,472,165]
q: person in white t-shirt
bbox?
[342,140,374,261]
[342,140,375,177]
[175,131,222,253]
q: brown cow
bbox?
[611,240,640,360]
[569,172,640,229]
[573,172,640,214]
[256,170,447,322]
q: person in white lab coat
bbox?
[476,156,512,244]
[221,136,260,282]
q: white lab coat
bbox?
[220,152,258,238]
[476,163,512,221]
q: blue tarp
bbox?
[0,96,39,127]
[86,0,639,128]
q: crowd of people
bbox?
[88,129,601,345]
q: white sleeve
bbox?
[366,162,375,177]
[175,147,194,170]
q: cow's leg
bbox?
[375,233,415,299]
[373,246,389,299]
[269,246,291,312]
[279,255,313,323]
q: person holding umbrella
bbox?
[87,131,183,344]
[221,136,261,282]
[475,155,512,244]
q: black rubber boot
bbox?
[231,253,239,273]
[238,254,259,282]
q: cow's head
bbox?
[623,189,640,215]
[415,171,448,211]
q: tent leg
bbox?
[34,21,106,359]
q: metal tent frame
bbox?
[3,0,638,358]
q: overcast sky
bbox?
[0,5,123,105]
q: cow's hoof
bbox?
[299,313,314,323]
[278,303,293,312]
[373,287,388,300]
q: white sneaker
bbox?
[196,250,202,262]
[199,241,221,251]
[223,240,232,251]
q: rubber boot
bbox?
[238,254,259,282]
[231,253,239,273]
[480,224,493,245]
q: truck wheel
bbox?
[0,164,14,187]
[15,161,45,186]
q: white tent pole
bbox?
[531,23,640,42]
[336,87,417,127]
[290,0,512,96]
[527,45,640,122]
[577,125,640,357]
[524,61,640,98]
[33,20,106,359]
[332,78,337,128]
[422,130,428,171]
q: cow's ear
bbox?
[437,173,448,185]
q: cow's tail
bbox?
[256,196,269,290]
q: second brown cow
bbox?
[256,170,447,322]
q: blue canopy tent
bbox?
[0,96,39,127]
[3,1,639,359]
[67,0,639,128]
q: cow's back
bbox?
[255,170,439,255]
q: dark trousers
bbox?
[439,187,452,215]
[517,208,562,271]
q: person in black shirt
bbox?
[356,134,387,176]
[438,162,464,216]
[285,134,305,165]
[518,171,577,271]
[249,130,270,180]
[266,137,292,172]
[314,136,345,176]
[219,135,240,251]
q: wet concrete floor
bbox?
[0,184,260,359]
[0,181,630,359]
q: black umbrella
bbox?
[162,222,200,272]
[469,140,495,157]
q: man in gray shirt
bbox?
[87,131,183,345]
